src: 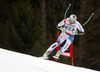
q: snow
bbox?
[0,48,99,72]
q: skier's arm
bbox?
[57,19,65,30]
[77,22,85,35]
[57,19,68,32]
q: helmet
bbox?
[69,14,77,23]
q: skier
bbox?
[41,14,85,59]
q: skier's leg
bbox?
[53,35,74,59]
[42,42,58,57]
[41,42,59,59]
[53,39,71,59]
[42,33,65,59]
[60,39,71,53]
[42,38,63,57]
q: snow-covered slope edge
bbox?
[0,48,99,72]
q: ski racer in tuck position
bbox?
[41,14,85,59]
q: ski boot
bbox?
[53,51,61,59]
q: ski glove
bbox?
[61,27,66,32]
[75,30,78,35]
[57,25,66,32]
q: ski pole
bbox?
[83,13,94,26]
[64,4,71,18]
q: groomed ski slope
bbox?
[0,48,99,72]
